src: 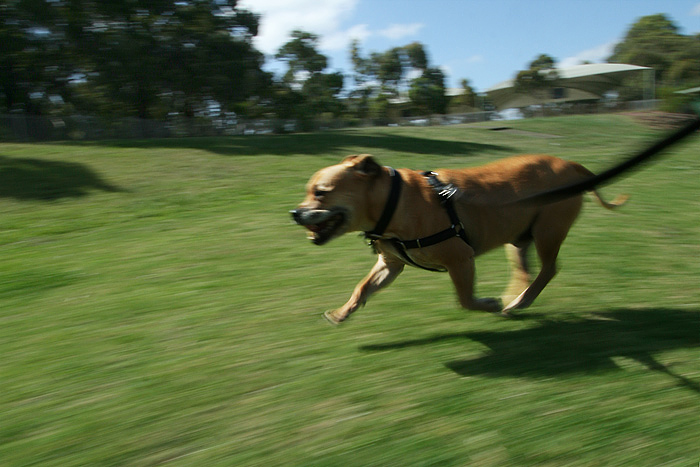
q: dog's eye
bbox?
[314,189,329,200]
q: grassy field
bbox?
[1,114,699,466]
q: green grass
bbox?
[1,114,699,466]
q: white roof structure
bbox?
[486,63,654,110]
[676,86,700,95]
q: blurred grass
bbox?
[0,114,699,466]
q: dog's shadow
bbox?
[360,308,700,392]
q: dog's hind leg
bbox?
[324,255,404,324]
[502,248,557,313]
[503,199,582,313]
[502,242,532,306]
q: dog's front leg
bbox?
[448,254,502,313]
[324,254,404,324]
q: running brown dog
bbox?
[291,154,626,324]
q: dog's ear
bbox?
[343,154,382,177]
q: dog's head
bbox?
[291,154,382,245]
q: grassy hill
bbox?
[1,114,699,465]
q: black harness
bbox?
[364,168,471,272]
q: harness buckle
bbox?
[363,232,380,246]
[439,185,458,200]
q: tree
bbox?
[275,30,328,86]
[404,42,428,71]
[349,41,448,117]
[608,14,700,105]
[348,39,375,119]
[514,54,559,95]
[274,30,345,126]
[0,0,268,118]
[667,57,700,85]
[350,41,432,98]
[529,53,556,71]
[375,48,404,94]
[409,67,447,115]
[0,1,71,114]
[448,78,477,112]
[609,14,699,85]
[302,71,345,116]
[88,0,267,119]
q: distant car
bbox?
[409,118,428,126]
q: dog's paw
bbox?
[477,297,503,313]
[502,297,531,314]
[323,310,344,325]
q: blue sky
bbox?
[239,0,700,92]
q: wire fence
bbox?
[0,100,661,142]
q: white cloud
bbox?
[558,41,617,68]
[378,23,425,40]
[238,0,359,54]
[322,23,372,51]
[692,3,700,15]
[239,0,424,57]
[238,0,427,73]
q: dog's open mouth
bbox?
[306,211,346,245]
[294,208,347,245]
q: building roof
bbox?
[486,63,653,110]
[676,86,700,95]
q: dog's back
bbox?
[432,155,589,254]
[443,155,590,201]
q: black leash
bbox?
[513,114,700,206]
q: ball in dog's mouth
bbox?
[306,211,346,245]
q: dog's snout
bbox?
[290,208,304,224]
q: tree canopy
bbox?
[609,13,700,86]
[349,40,447,118]
[272,30,345,127]
[513,54,559,96]
[0,0,267,118]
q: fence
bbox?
[0,100,661,142]
[0,114,220,141]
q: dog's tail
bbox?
[589,190,628,210]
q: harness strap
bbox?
[389,238,446,272]
[395,224,465,250]
[363,168,472,272]
[364,167,401,240]
[417,171,470,246]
